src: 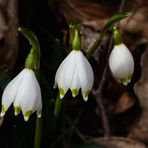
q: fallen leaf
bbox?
[113,92,136,114]
[91,137,146,148]
[128,45,148,141]
[0,0,18,74]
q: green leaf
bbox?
[101,12,128,34]
[86,12,128,59]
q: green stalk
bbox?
[86,12,128,59]
[18,27,42,148]
[34,117,42,148]
[18,27,40,70]
[52,93,63,136]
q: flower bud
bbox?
[109,43,134,85]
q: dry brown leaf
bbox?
[91,137,146,148]
[128,46,148,142]
[0,0,18,74]
[113,92,136,114]
[56,0,116,30]
[56,0,148,30]
[120,7,148,51]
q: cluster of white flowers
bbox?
[0,49,94,121]
[0,26,134,121]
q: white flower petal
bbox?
[54,50,94,100]
[14,69,42,119]
[0,69,24,116]
[70,68,80,97]
[109,43,134,84]
[55,50,76,98]
[77,51,94,99]
[63,51,77,88]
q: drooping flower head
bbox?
[0,27,42,121]
[109,26,134,85]
[1,69,42,121]
[54,24,94,101]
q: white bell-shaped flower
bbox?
[0,69,42,121]
[54,50,94,101]
[109,43,134,85]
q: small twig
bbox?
[65,114,89,144]
[94,36,113,137]
[119,0,126,12]
[65,108,85,147]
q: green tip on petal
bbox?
[82,90,90,101]
[123,82,128,86]
[120,74,132,86]
[71,88,78,97]
[53,82,57,89]
[24,116,29,121]
[59,87,65,99]
[14,106,21,116]
[0,105,6,117]
[24,110,32,121]
[37,110,42,118]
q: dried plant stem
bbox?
[119,0,126,12]
[94,36,113,137]
[65,108,84,147]
[65,114,88,144]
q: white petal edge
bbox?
[55,50,77,98]
[77,51,94,100]
[0,69,25,116]
[14,69,42,118]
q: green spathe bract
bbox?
[113,26,122,45]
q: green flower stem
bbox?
[18,27,42,148]
[52,92,63,136]
[34,117,42,148]
[34,71,42,148]
[18,27,41,70]
[86,12,128,59]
